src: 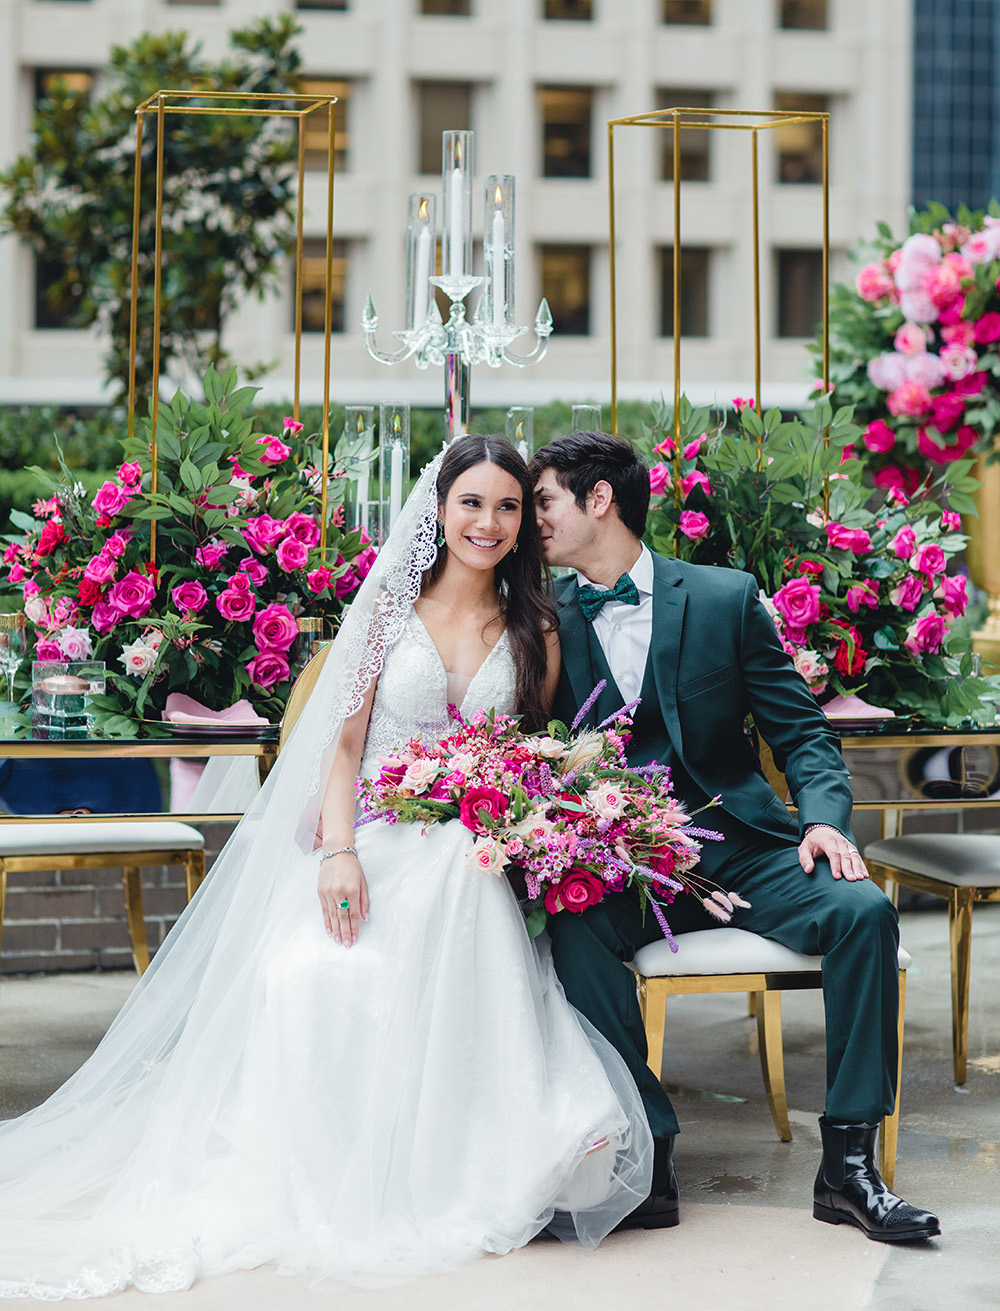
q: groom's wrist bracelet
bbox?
[320,846,357,862]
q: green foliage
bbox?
[0,17,302,399]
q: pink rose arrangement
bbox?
[358,692,746,946]
[0,367,376,734]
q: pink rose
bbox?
[893,322,928,356]
[544,869,605,915]
[83,551,117,585]
[171,579,208,612]
[904,613,948,655]
[913,543,947,577]
[246,650,290,689]
[401,757,440,794]
[307,567,333,593]
[91,600,120,634]
[846,582,878,613]
[195,541,229,569]
[118,461,142,487]
[225,571,252,595]
[941,320,976,348]
[898,290,938,323]
[935,575,968,618]
[648,463,671,496]
[889,575,925,611]
[680,469,712,499]
[683,435,706,459]
[35,639,63,660]
[91,481,131,518]
[941,510,962,531]
[118,638,158,678]
[283,512,321,548]
[353,545,378,580]
[891,526,917,559]
[874,466,920,497]
[334,567,359,600]
[106,570,156,619]
[56,626,93,660]
[276,536,309,573]
[867,352,907,391]
[855,263,893,302]
[887,381,932,419]
[904,352,946,390]
[826,523,872,554]
[252,603,298,652]
[679,509,710,541]
[255,436,291,465]
[973,312,1000,344]
[955,370,987,397]
[217,588,256,623]
[238,557,269,586]
[863,419,896,453]
[242,514,285,555]
[929,392,965,433]
[458,785,509,835]
[921,261,964,309]
[940,344,978,382]
[7,564,26,584]
[772,577,821,630]
[792,648,829,694]
[283,416,305,435]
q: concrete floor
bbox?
[0,903,997,1311]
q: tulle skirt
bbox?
[0,817,651,1298]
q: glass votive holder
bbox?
[32,661,106,737]
[570,404,603,432]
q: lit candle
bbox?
[491,186,506,329]
[413,202,431,328]
[449,165,463,278]
[514,419,528,463]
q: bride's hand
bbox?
[318,852,370,947]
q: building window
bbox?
[662,0,712,23]
[417,81,473,174]
[299,78,351,173]
[656,89,714,182]
[543,0,593,19]
[776,248,824,337]
[297,239,348,334]
[165,0,221,6]
[658,246,710,337]
[540,245,591,335]
[297,0,348,10]
[773,91,828,184]
[779,0,827,28]
[34,256,85,330]
[539,86,593,178]
[421,0,470,12]
[33,68,93,109]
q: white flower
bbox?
[24,595,49,625]
[588,781,627,819]
[401,757,438,794]
[465,836,507,877]
[563,731,605,774]
[524,734,566,759]
[118,639,158,678]
[57,626,93,661]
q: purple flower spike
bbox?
[597,696,641,730]
[650,899,678,952]
[683,826,725,842]
[571,679,607,732]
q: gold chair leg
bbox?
[0,861,6,975]
[747,992,757,1018]
[185,850,206,900]
[878,968,905,1191]
[948,889,975,1085]
[756,989,792,1142]
[642,978,669,1082]
[121,864,151,975]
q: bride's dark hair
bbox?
[424,435,556,730]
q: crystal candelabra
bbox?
[363,130,552,442]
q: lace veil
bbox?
[0,448,447,1257]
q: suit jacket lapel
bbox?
[555,579,598,724]
[649,553,686,755]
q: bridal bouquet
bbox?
[357,687,742,946]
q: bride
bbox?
[0,435,651,1299]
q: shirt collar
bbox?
[576,544,653,596]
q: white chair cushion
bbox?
[633,927,911,976]
[0,821,204,856]
[865,834,1000,889]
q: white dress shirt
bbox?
[575,545,654,705]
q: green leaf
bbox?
[524,905,548,941]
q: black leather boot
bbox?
[813,1117,940,1242]
[613,1135,679,1231]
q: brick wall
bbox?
[1,823,235,975]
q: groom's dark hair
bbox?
[529,431,650,538]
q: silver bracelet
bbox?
[320,845,357,862]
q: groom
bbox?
[529,431,939,1242]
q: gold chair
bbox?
[865,833,1000,1085]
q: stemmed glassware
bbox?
[0,612,27,704]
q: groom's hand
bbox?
[798,824,868,882]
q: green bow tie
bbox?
[577,573,640,621]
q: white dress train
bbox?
[0,610,651,1298]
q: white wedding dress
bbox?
[0,609,651,1299]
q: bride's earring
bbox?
[436,520,446,548]
[511,541,518,553]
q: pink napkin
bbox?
[821,692,894,722]
[163,694,270,727]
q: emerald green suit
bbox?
[548,554,899,1139]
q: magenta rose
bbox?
[284,512,321,548]
[242,514,285,555]
[353,545,378,580]
[276,536,309,573]
[217,588,256,623]
[106,570,155,619]
[846,582,878,613]
[889,575,925,612]
[195,541,229,569]
[252,603,298,652]
[246,650,290,689]
[648,463,671,496]
[826,523,872,554]
[773,577,821,630]
[171,579,208,612]
[238,557,269,586]
[891,526,917,559]
[928,392,965,433]
[91,599,120,634]
[863,419,896,453]
[84,551,118,585]
[118,461,142,486]
[936,575,968,617]
[458,785,509,835]
[544,869,606,915]
[904,613,948,655]
[225,571,252,595]
[680,469,712,498]
[973,311,1000,344]
[679,509,710,541]
[913,543,947,577]
[91,481,131,518]
[35,638,64,660]
[334,567,359,600]
[256,436,291,465]
[307,567,334,593]
[283,416,305,435]
[375,757,407,787]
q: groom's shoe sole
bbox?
[813,1200,940,1242]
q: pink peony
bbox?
[118,461,142,487]
[459,785,509,835]
[904,613,948,655]
[898,290,939,323]
[855,263,894,302]
[252,603,298,652]
[913,543,947,577]
[866,352,907,392]
[893,322,928,356]
[275,536,309,573]
[826,523,872,554]
[195,541,229,569]
[941,320,976,348]
[283,512,321,548]
[91,481,131,518]
[106,570,155,619]
[255,436,291,465]
[772,577,821,630]
[679,509,710,541]
[246,649,290,689]
[889,574,924,612]
[171,579,208,612]
[921,261,964,309]
[935,574,968,617]
[307,567,333,593]
[887,380,933,418]
[648,463,671,496]
[217,588,256,623]
[863,419,896,453]
[905,352,946,390]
